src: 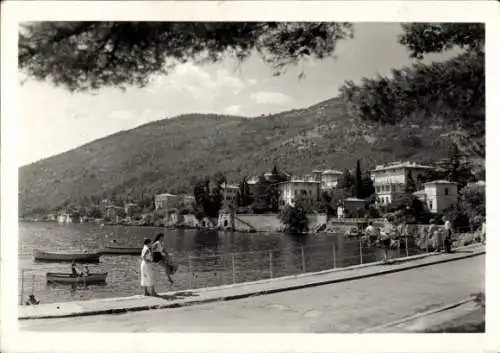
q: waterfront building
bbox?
[221,184,239,207]
[343,197,366,217]
[154,193,178,211]
[124,203,139,216]
[413,180,458,213]
[104,205,124,220]
[279,178,321,209]
[370,161,435,206]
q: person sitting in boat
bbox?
[152,233,174,284]
[82,265,90,277]
[25,294,40,306]
[71,261,81,277]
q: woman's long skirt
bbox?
[140,260,155,287]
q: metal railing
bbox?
[18,235,436,305]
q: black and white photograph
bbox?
[1,1,498,352]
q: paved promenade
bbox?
[20,246,484,332]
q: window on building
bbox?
[444,188,449,196]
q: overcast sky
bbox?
[19,23,456,167]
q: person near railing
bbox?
[71,261,80,277]
[378,217,395,264]
[152,233,175,284]
[443,216,453,253]
[364,221,378,247]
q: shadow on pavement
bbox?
[155,291,199,301]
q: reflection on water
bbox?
[18,222,424,304]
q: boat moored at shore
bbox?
[34,249,101,263]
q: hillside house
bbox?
[318,169,343,190]
[104,205,124,220]
[124,203,139,216]
[413,180,458,213]
[370,161,435,206]
[279,178,321,209]
[154,193,178,212]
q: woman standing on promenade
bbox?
[152,233,175,284]
[140,238,156,296]
[427,219,438,252]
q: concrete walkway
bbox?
[365,296,481,332]
[19,252,484,332]
[19,243,484,320]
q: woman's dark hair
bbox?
[144,238,152,245]
[153,233,165,242]
[368,221,373,226]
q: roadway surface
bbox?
[20,255,484,333]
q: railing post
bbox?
[188,256,192,289]
[301,246,306,273]
[405,236,409,257]
[332,242,336,269]
[20,269,25,305]
[231,254,236,284]
[269,251,273,279]
[32,274,36,295]
[359,241,363,265]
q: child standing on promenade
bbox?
[152,233,175,284]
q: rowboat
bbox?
[100,246,141,255]
[46,272,107,284]
[34,249,101,263]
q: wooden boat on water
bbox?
[100,246,141,255]
[34,249,101,263]
[46,272,107,284]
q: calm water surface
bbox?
[18,222,423,304]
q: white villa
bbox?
[413,180,458,213]
[370,161,435,206]
[279,178,321,209]
[318,169,343,190]
[154,193,178,211]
